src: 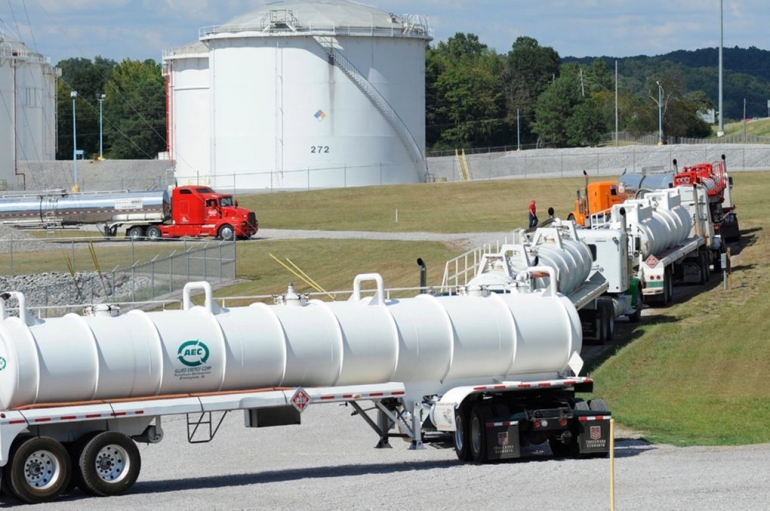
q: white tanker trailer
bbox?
[600,186,714,305]
[0,274,610,504]
[466,219,643,344]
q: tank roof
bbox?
[0,28,53,65]
[199,0,431,41]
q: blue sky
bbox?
[0,1,767,65]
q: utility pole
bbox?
[615,60,619,147]
[718,0,725,136]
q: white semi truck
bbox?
[0,275,610,504]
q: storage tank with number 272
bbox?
[164,0,433,191]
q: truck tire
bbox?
[4,436,71,504]
[603,300,615,341]
[127,226,145,240]
[146,225,161,241]
[588,399,608,412]
[453,405,472,462]
[76,432,141,497]
[469,405,493,464]
[218,224,235,241]
[596,306,608,345]
[628,287,643,324]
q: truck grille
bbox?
[248,212,258,230]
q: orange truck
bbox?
[568,171,628,226]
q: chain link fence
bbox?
[0,238,236,317]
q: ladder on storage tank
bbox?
[313,36,427,176]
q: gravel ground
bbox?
[9,405,770,511]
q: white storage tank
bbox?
[163,0,432,191]
[0,30,59,190]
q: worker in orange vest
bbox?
[528,200,538,228]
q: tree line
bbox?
[54,38,770,159]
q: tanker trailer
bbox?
[606,187,711,305]
[467,220,642,344]
[0,273,610,504]
[0,189,168,235]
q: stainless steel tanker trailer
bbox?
[0,185,258,240]
[0,273,610,504]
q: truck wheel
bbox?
[127,226,145,240]
[218,224,235,241]
[588,399,608,412]
[603,301,615,341]
[76,432,141,497]
[146,225,161,241]
[628,287,643,324]
[595,306,608,345]
[469,405,492,464]
[4,436,71,504]
[453,405,472,462]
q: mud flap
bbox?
[486,420,521,460]
[577,416,611,454]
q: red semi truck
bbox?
[136,186,259,241]
[0,185,258,241]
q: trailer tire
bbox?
[218,224,235,241]
[127,226,145,240]
[4,436,71,504]
[146,225,162,241]
[76,432,140,497]
[453,405,472,462]
[469,406,493,464]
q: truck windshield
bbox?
[220,197,234,207]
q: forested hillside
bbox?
[564,46,770,121]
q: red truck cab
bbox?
[150,186,258,240]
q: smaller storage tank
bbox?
[0,30,59,189]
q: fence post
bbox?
[169,253,173,294]
[185,240,190,282]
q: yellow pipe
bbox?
[285,257,332,297]
[610,418,616,511]
[269,254,334,300]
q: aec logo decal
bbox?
[177,340,210,367]
[0,356,6,371]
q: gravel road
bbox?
[11,405,770,511]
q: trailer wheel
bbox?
[453,405,472,462]
[218,224,235,241]
[146,225,162,241]
[3,436,71,504]
[469,405,492,464]
[127,226,145,240]
[76,432,141,497]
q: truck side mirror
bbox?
[235,200,239,207]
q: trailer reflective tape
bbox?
[538,383,552,387]
[111,412,127,417]
[60,416,78,421]
[369,393,384,397]
[517,384,531,389]
[85,414,102,419]
[33,418,52,423]
[487,421,518,428]
[392,391,405,396]
[9,420,26,425]
[579,416,609,421]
